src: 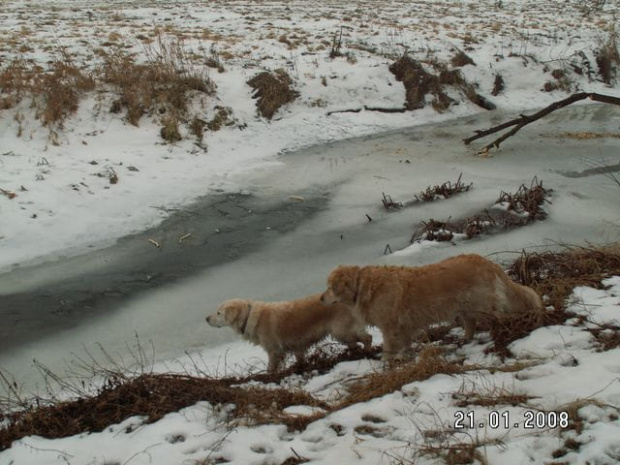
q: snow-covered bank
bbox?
[2,274,619,465]
[1,0,618,271]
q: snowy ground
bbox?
[2,279,620,465]
[1,0,620,463]
[0,0,618,271]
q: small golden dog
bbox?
[206,293,372,371]
[321,254,542,361]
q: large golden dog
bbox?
[321,254,543,361]
[206,293,372,371]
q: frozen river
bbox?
[1,103,619,394]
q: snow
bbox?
[3,280,620,464]
[1,0,618,271]
[1,0,620,463]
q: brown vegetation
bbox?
[596,29,619,85]
[382,173,472,211]
[389,56,495,112]
[2,245,619,450]
[490,243,620,357]
[101,37,216,137]
[247,69,299,120]
[411,177,551,243]
[0,54,94,128]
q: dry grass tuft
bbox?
[389,56,448,111]
[507,243,620,303]
[419,443,490,465]
[560,131,620,139]
[0,53,94,128]
[596,28,619,85]
[101,36,215,134]
[491,73,505,96]
[337,347,475,409]
[496,176,551,222]
[389,56,494,113]
[247,69,299,120]
[0,372,328,450]
[486,243,620,357]
[382,174,472,211]
[415,172,473,203]
[0,344,380,450]
[452,385,538,408]
[451,49,475,67]
[588,322,620,352]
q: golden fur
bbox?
[206,293,371,371]
[321,254,543,361]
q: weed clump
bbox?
[492,73,505,96]
[389,56,447,111]
[411,177,551,243]
[596,28,619,85]
[389,56,495,112]
[247,69,299,120]
[100,37,216,137]
[485,244,620,357]
[0,55,94,128]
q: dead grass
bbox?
[247,69,299,120]
[382,174,472,211]
[0,36,215,140]
[2,245,619,450]
[452,385,538,408]
[559,131,620,139]
[0,372,327,451]
[336,347,476,409]
[411,177,551,243]
[587,322,620,351]
[490,243,620,357]
[416,173,473,203]
[0,53,94,128]
[389,56,448,111]
[451,49,475,67]
[492,73,505,96]
[0,344,379,450]
[389,55,495,113]
[595,28,619,85]
[418,442,491,465]
[101,36,215,132]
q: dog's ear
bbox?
[224,299,251,329]
[331,266,360,304]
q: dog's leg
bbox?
[267,352,285,372]
[381,330,407,362]
[462,317,477,340]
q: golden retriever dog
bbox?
[321,254,543,361]
[206,293,372,372]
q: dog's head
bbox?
[206,299,252,333]
[321,265,360,305]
